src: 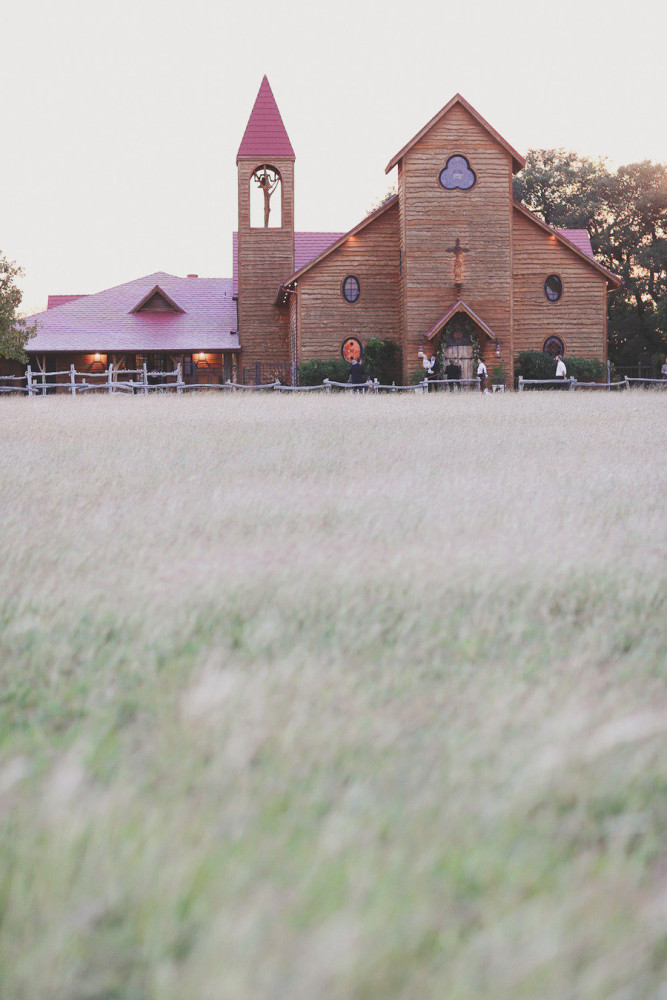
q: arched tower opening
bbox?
[250,164,282,228]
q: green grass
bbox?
[0,391,665,999]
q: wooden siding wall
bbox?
[512,211,607,359]
[295,202,401,364]
[399,104,513,380]
[237,157,294,374]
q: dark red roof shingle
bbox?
[237,76,295,161]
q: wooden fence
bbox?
[3,366,665,397]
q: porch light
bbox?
[495,340,502,359]
[198,352,205,361]
[94,352,101,361]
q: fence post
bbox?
[624,376,630,390]
[69,364,76,396]
[176,362,183,394]
[41,370,46,396]
[142,363,148,395]
[107,365,112,394]
[291,361,296,388]
[391,381,396,393]
[568,377,575,391]
[323,378,331,394]
[518,376,524,392]
[373,378,379,394]
[26,365,33,397]
[607,358,611,392]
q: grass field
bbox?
[0,391,665,999]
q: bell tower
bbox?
[237,76,295,379]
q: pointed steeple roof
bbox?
[237,76,295,162]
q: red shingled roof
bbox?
[237,75,295,161]
[26,273,238,353]
[47,294,87,309]
[555,228,593,257]
[232,231,343,297]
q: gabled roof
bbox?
[24,273,238,353]
[386,93,525,175]
[513,202,622,287]
[237,75,295,162]
[232,230,344,298]
[425,300,498,342]
[130,284,185,314]
[277,195,400,297]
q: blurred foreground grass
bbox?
[0,392,665,999]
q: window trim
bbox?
[544,273,563,303]
[341,274,361,304]
[543,335,566,358]
[438,153,477,192]
[341,336,363,362]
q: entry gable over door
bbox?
[424,300,498,342]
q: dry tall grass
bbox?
[0,392,665,999]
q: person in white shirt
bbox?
[555,355,567,389]
[477,359,488,391]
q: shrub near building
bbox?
[297,358,351,386]
[297,340,400,387]
[515,350,606,383]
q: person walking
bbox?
[477,358,488,392]
[555,354,567,389]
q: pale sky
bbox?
[3,0,666,315]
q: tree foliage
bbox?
[362,338,400,384]
[0,252,36,363]
[513,152,667,365]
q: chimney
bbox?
[187,273,198,279]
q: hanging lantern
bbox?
[495,340,502,359]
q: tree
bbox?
[0,252,36,363]
[513,152,667,365]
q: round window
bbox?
[544,274,563,302]
[342,275,360,303]
[341,337,362,363]
[543,336,565,358]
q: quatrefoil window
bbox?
[439,155,476,191]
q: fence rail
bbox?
[4,366,666,397]
[517,376,631,392]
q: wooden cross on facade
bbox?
[446,237,470,289]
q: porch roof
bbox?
[425,300,498,342]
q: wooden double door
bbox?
[443,343,474,381]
